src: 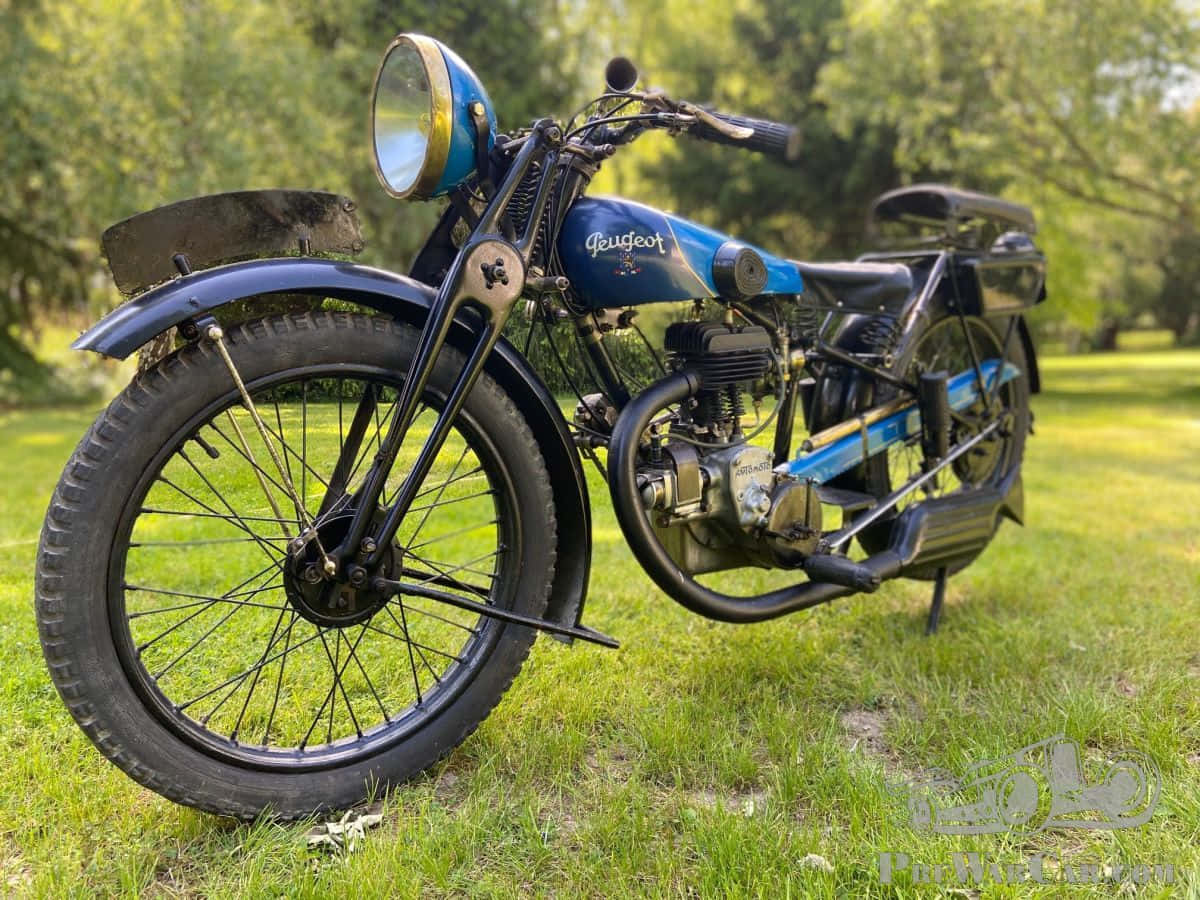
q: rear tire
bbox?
[815,313,1029,577]
[36,311,556,819]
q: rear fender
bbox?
[74,256,591,636]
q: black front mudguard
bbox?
[74,256,591,637]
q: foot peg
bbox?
[803,554,882,593]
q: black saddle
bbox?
[794,261,913,313]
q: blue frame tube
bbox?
[780,360,1018,484]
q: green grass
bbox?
[2,348,1199,897]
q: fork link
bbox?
[344,237,526,570]
[205,324,335,575]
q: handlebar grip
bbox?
[689,111,801,162]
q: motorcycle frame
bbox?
[74,111,1041,635]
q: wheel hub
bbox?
[283,510,397,628]
[952,405,1009,484]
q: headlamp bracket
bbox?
[469,100,494,195]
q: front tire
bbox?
[36,311,556,819]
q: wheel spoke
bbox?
[253,414,332,495]
[301,380,308,508]
[204,605,293,732]
[130,536,290,548]
[176,618,323,714]
[394,597,424,705]
[173,450,286,564]
[139,508,301,527]
[390,595,480,634]
[403,445,470,545]
[406,488,495,515]
[403,548,500,594]
[343,623,392,723]
[273,395,295,496]
[126,595,286,619]
[261,611,295,745]
[412,464,485,502]
[206,420,298,511]
[155,475,284,554]
[126,574,284,605]
[406,518,499,552]
[151,565,283,679]
[128,562,283,652]
[116,367,515,758]
[381,604,442,681]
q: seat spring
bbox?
[860,316,902,356]
[789,301,821,347]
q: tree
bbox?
[1,0,586,398]
[818,0,1200,342]
[592,0,906,261]
[1158,229,1200,341]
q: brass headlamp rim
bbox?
[369,32,454,201]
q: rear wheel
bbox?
[818,313,1029,575]
[36,312,556,819]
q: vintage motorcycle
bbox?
[36,34,1045,818]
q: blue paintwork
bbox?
[782,361,1020,484]
[557,197,804,308]
[433,43,497,197]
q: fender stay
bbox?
[74,256,591,637]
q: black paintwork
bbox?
[72,256,591,636]
[871,184,1037,235]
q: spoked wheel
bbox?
[36,312,555,818]
[822,314,1029,576]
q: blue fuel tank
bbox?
[556,197,803,309]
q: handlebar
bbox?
[687,110,801,163]
[565,91,801,164]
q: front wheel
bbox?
[36,311,556,819]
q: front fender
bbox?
[75,256,592,637]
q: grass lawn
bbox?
[1,347,1198,897]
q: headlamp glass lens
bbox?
[373,42,433,196]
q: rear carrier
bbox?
[867,183,1046,314]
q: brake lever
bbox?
[637,90,754,140]
[675,101,755,140]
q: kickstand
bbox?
[925,568,948,636]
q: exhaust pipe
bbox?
[608,369,1023,623]
[607,370,902,623]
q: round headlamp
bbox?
[370,33,497,201]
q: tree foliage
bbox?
[0,0,582,382]
[3,0,1199,402]
[818,0,1200,341]
[588,0,904,260]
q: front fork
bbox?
[331,122,564,576]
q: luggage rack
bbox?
[867,183,1036,252]
[857,183,1045,316]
